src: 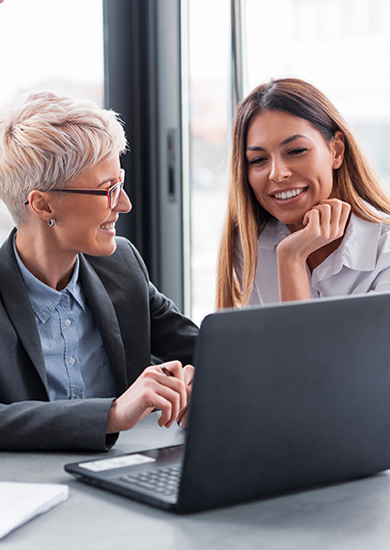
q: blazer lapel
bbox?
[0,231,129,395]
[79,254,128,394]
[0,230,49,392]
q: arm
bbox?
[0,398,116,452]
[0,358,193,451]
[277,199,351,302]
[118,244,197,429]
[84,239,198,433]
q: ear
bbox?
[332,131,345,170]
[27,190,54,223]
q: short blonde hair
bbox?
[0,91,127,226]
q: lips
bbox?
[272,188,307,201]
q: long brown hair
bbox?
[216,77,390,309]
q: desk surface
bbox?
[2,412,390,550]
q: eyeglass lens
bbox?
[109,183,123,209]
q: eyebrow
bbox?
[98,177,116,188]
[246,134,309,152]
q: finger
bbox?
[151,394,174,427]
[338,202,351,230]
[182,365,194,386]
[157,362,188,414]
[177,367,194,428]
[158,370,191,425]
[158,360,183,379]
[158,372,187,409]
[146,384,183,428]
[177,379,193,425]
[157,380,187,422]
[302,210,311,226]
[145,363,186,402]
[317,203,331,228]
[324,201,341,236]
[322,199,350,237]
[329,202,345,238]
[319,198,344,207]
[177,405,189,428]
[303,207,320,228]
[319,198,349,218]
[310,202,340,239]
[137,366,187,422]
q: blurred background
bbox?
[1,0,390,325]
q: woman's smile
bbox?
[44,157,131,261]
[99,220,117,233]
[271,187,308,202]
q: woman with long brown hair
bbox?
[216,77,390,309]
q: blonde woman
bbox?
[217,78,390,309]
[0,91,197,451]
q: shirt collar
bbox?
[259,218,290,250]
[13,238,85,323]
[311,212,382,284]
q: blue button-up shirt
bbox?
[14,243,118,401]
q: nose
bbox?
[114,188,132,213]
[269,156,291,183]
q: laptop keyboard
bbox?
[120,465,182,496]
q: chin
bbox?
[99,243,117,256]
[85,242,117,257]
[280,215,304,226]
[279,217,306,232]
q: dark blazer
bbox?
[0,230,199,451]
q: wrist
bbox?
[106,399,121,434]
[277,245,307,268]
[277,247,312,303]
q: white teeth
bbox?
[274,188,305,201]
[100,222,115,230]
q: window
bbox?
[186,0,230,324]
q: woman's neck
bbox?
[15,225,77,290]
[305,237,344,273]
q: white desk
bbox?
[2,411,390,549]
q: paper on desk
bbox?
[0,482,69,540]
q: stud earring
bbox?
[48,218,55,227]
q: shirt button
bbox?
[69,357,76,365]
[64,319,71,327]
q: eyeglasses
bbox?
[24,169,126,209]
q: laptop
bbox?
[65,292,390,513]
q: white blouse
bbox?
[235,210,390,306]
